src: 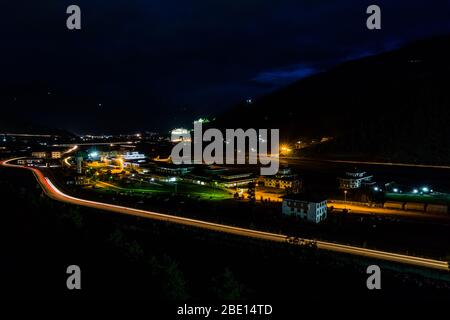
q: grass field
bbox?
[386,192,450,205]
[92,180,233,201]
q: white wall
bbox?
[282,200,327,223]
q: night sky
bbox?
[3,1,450,134]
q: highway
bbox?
[1,158,449,272]
[328,202,450,221]
[52,142,134,147]
[282,156,450,170]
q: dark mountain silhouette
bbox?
[214,36,450,164]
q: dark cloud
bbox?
[2,1,450,133]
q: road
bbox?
[1,158,449,272]
[281,157,450,193]
[282,157,450,170]
[328,202,450,221]
[53,142,134,147]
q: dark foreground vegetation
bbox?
[1,167,449,300]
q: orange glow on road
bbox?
[1,157,449,272]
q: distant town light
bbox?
[194,118,209,124]
[171,128,190,142]
[393,188,399,193]
[280,144,292,153]
[413,189,419,194]
[422,187,429,193]
[373,187,379,191]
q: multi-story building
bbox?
[170,128,191,142]
[338,170,374,189]
[217,172,257,188]
[155,163,194,176]
[18,158,44,166]
[31,151,47,159]
[260,167,302,191]
[51,151,62,159]
[122,151,146,160]
[31,150,63,159]
[282,194,327,224]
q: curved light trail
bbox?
[1,158,449,271]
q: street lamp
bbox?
[117,158,124,170]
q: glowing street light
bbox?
[280,144,292,155]
[344,190,348,210]
[117,158,124,170]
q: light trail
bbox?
[282,157,450,170]
[63,157,72,167]
[62,145,78,155]
[1,158,449,272]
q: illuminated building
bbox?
[32,151,47,158]
[282,194,327,224]
[155,163,194,176]
[32,150,63,159]
[338,169,374,189]
[122,151,146,160]
[17,158,44,166]
[193,118,209,125]
[171,128,190,142]
[51,151,62,159]
[260,167,301,191]
[217,172,256,188]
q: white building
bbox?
[122,151,146,160]
[18,158,44,166]
[171,128,191,142]
[282,194,327,224]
